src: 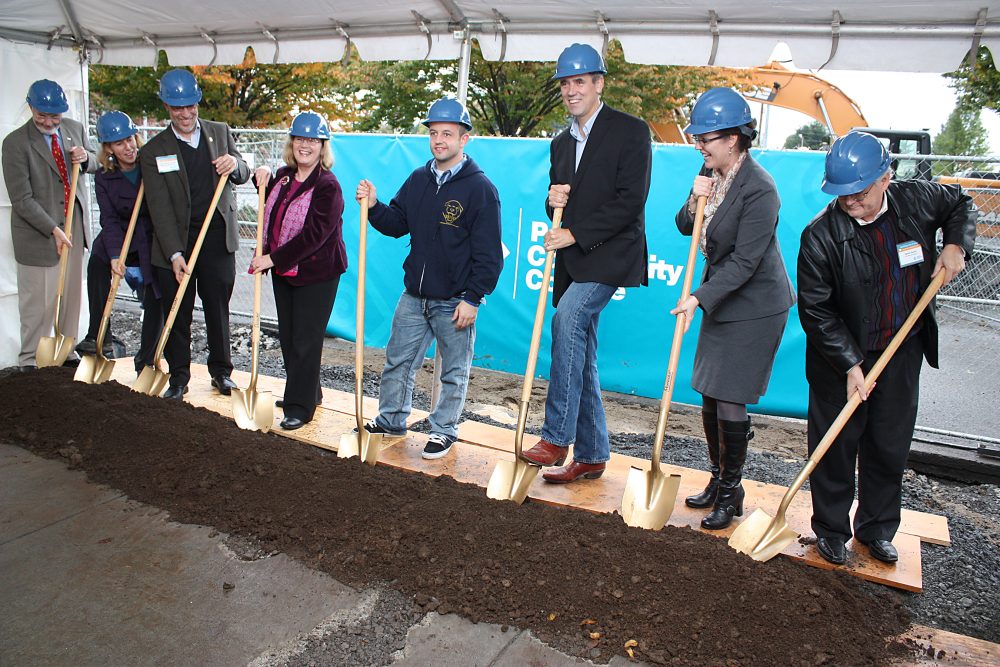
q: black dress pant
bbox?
[156,226,235,388]
[85,253,113,341]
[134,284,164,374]
[272,273,340,421]
[807,335,924,543]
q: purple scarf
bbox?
[263,177,315,277]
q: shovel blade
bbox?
[74,354,100,384]
[621,466,682,530]
[74,355,115,385]
[339,429,383,465]
[728,508,799,562]
[486,459,540,504]
[232,388,274,433]
[36,334,75,368]
[133,366,169,396]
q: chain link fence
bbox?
[84,134,999,439]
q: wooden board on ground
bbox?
[111,363,942,592]
[906,624,999,665]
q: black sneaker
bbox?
[422,433,455,460]
[353,421,406,441]
[75,337,97,355]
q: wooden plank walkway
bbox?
[111,362,953,593]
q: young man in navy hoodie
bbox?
[355,97,503,459]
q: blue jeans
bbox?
[541,281,617,464]
[375,292,475,440]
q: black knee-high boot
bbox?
[701,418,753,530]
[685,409,720,508]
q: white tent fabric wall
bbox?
[0,39,90,368]
[0,1,997,73]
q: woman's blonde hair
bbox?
[282,137,334,170]
[97,134,143,172]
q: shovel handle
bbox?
[513,208,563,457]
[151,175,230,366]
[248,180,266,393]
[51,162,81,339]
[649,196,707,474]
[95,182,145,354]
[773,271,946,518]
[354,202,370,432]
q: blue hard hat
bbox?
[289,111,330,139]
[821,131,892,196]
[422,97,472,131]
[158,69,202,107]
[553,43,607,79]
[26,79,69,114]
[96,110,139,143]
[684,88,754,136]
[124,266,145,293]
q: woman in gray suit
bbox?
[672,88,796,530]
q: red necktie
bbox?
[50,134,71,216]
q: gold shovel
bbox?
[134,176,229,396]
[232,181,274,431]
[729,271,947,562]
[621,196,707,529]
[76,183,145,384]
[37,162,81,368]
[486,208,565,503]
[339,203,383,464]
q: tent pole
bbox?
[456,26,471,103]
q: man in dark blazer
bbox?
[520,43,652,483]
[3,79,97,367]
[139,69,250,400]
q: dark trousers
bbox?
[807,335,923,543]
[273,274,340,421]
[85,253,113,341]
[135,284,164,374]
[156,227,235,388]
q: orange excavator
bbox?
[652,61,999,229]
[648,60,867,144]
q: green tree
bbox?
[90,49,352,127]
[946,46,1000,115]
[932,104,990,175]
[338,40,746,137]
[783,121,831,150]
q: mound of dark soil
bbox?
[0,368,912,665]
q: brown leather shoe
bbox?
[520,439,568,466]
[542,461,606,484]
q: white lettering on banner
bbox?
[527,244,546,267]
[647,255,684,285]
[530,219,548,242]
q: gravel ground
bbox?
[111,308,1000,653]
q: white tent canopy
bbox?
[0,1,997,73]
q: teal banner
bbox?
[330,134,830,418]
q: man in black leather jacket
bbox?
[797,132,976,566]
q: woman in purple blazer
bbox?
[79,110,162,374]
[251,112,348,430]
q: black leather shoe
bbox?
[275,399,284,409]
[280,416,306,431]
[816,536,847,565]
[862,538,898,563]
[163,385,188,401]
[75,337,97,355]
[211,375,238,396]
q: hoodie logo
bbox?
[440,200,464,227]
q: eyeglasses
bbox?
[292,136,321,145]
[691,135,728,147]
[839,181,878,202]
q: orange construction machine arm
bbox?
[650,61,868,143]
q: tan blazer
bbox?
[2,117,97,267]
[138,119,250,269]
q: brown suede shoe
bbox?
[542,461,606,484]
[520,439,568,466]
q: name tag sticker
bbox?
[897,240,924,268]
[156,154,180,173]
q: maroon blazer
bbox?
[261,165,348,286]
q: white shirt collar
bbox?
[853,192,889,226]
